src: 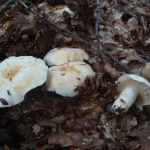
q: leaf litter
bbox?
[0,0,150,149]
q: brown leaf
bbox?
[0,31,10,44]
[104,64,122,79]
[16,124,32,136]
[138,29,143,42]
[135,127,150,150]
[48,132,104,148]
[7,105,22,120]
[84,106,103,120]
[49,115,67,124]
[126,49,145,63]
[121,114,137,132]
[13,13,37,35]
[36,117,57,128]
[0,21,12,37]
[100,113,117,140]
[21,136,44,149]
[48,132,74,147]
[32,124,42,136]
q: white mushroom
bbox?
[141,63,150,82]
[45,61,95,97]
[43,47,89,66]
[111,74,150,115]
[54,5,75,17]
[0,56,48,107]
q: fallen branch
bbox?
[138,54,150,60]
[18,0,90,45]
[95,0,131,74]
[0,0,15,14]
[135,48,150,60]
[135,48,146,55]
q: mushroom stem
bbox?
[111,86,138,115]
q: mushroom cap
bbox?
[141,63,150,82]
[54,5,75,16]
[116,74,150,110]
[45,61,95,97]
[0,56,48,107]
[43,48,89,66]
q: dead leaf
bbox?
[104,64,122,79]
[32,124,42,136]
[0,21,12,37]
[48,132,104,148]
[21,136,44,149]
[16,124,33,136]
[100,113,117,140]
[13,13,37,35]
[36,117,57,128]
[121,114,137,132]
[135,127,150,150]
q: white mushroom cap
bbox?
[141,63,150,82]
[112,74,150,114]
[54,5,75,16]
[45,61,95,97]
[0,56,48,107]
[43,48,89,66]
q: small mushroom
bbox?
[54,5,75,17]
[43,47,89,66]
[141,63,150,82]
[111,74,150,115]
[0,56,48,107]
[45,61,95,97]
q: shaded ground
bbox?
[0,0,150,149]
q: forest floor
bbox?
[0,0,150,149]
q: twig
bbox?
[0,0,15,14]
[138,54,150,61]
[95,0,131,74]
[18,0,90,45]
[95,0,103,53]
[135,48,146,55]
[135,48,150,60]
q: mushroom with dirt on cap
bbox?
[111,74,150,115]
[43,47,89,66]
[0,56,48,107]
[45,61,95,97]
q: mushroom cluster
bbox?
[111,74,150,115]
[0,47,95,107]
[44,47,95,97]
[0,56,48,107]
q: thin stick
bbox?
[95,0,131,74]
[18,0,90,45]
[0,0,15,14]
[95,0,103,54]
[138,54,150,61]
